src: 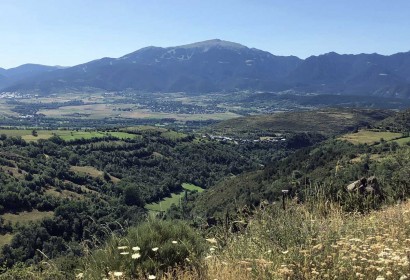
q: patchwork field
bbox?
[1,210,54,226]
[0,129,138,141]
[339,129,403,145]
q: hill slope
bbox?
[0,64,62,89]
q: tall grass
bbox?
[202,196,410,280]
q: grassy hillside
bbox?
[210,109,393,137]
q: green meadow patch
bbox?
[181,183,204,193]
[390,136,410,146]
[1,210,54,226]
[339,129,402,145]
[0,233,13,248]
[146,183,204,213]
[0,129,137,141]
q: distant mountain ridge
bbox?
[0,64,63,89]
[2,39,410,97]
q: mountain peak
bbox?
[175,39,247,50]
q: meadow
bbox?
[0,129,138,141]
[1,210,54,226]
[339,129,403,145]
[146,183,204,213]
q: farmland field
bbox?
[339,130,403,145]
[1,210,54,226]
[390,136,410,146]
[0,129,137,141]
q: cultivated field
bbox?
[1,210,54,226]
[0,129,137,141]
[340,129,403,145]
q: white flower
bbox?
[117,246,128,250]
[120,252,129,255]
[132,253,141,259]
[172,240,178,244]
[113,272,123,277]
[205,238,217,244]
[209,247,215,252]
[148,275,156,279]
[76,272,84,278]
[152,247,159,252]
[132,246,140,251]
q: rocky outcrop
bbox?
[346,176,382,196]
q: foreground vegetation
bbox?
[1,108,410,279]
[2,196,410,279]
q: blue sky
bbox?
[1,0,410,68]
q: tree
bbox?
[123,186,145,207]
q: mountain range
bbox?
[2,39,410,98]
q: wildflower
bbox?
[205,238,217,244]
[113,272,123,277]
[205,255,213,260]
[76,273,84,278]
[210,247,215,252]
[148,275,156,279]
[132,246,140,251]
[152,247,159,252]
[400,275,408,280]
[312,244,323,251]
[172,240,178,244]
[132,253,141,259]
[281,250,288,254]
[117,246,128,250]
[120,252,129,255]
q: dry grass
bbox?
[340,130,402,145]
[1,210,54,226]
[70,165,120,182]
[70,165,103,177]
[0,233,14,248]
[196,200,410,280]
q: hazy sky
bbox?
[1,0,410,68]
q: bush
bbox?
[82,219,206,279]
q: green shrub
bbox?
[82,219,206,279]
